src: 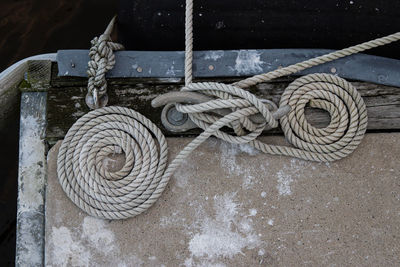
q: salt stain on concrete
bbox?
[185,193,262,266]
[47,216,142,267]
[219,142,261,179]
[47,226,90,267]
[174,157,198,188]
[276,169,293,196]
[275,158,312,196]
[81,217,115,254]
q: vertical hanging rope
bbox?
[185,0,194,86]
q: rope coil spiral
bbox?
[57,106,168,219]
[57,2,400,219]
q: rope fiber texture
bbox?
[57,4,400,219]
[57,106,168,219]
[87,16,124,106]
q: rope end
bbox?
[104,16,117,37]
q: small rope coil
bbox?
[87,17,124,107]
[57,106,168,220]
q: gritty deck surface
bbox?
[45,134,400,266]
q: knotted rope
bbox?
[57,3,400,219]
[87,16,124,108]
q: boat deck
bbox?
[45,135,400,266]
[15,58,400,266]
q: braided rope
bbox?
[57,10,399,219]
[87,17,124,103]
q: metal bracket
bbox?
[57,49,400,88]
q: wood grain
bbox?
[47,64,400,142]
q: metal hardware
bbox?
[85,90,108,109]
[57,49,400,88]
[153,92,291,133]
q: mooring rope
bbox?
[57,1,400,219]
[87,16,124,108]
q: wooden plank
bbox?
[47,76,400,143]
[16,92,47,267]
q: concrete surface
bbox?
[45,133,400,266]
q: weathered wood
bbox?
[16,92,47,267]
[47,70,400,143]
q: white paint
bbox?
[204,50,224,61]
[232,50,265,75]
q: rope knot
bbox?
[171,82,287,145]
[87,17,124,109]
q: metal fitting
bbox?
[85,89,108,109]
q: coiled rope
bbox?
[57,1,400,219]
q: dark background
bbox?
[0,0,399,265]
[0,1,117,265]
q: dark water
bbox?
[0,1,117,265]
[0,0,118,71]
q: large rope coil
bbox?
[57,106,168,219]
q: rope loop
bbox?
[175,81,280,143]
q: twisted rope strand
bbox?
[233,32,400,88]
[87,16,124,102]
[184,0,194,86]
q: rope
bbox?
[57,106,168,219]
[57,10,400,219]
[184,0,194,86]
[234,32,400,88]
[87,16,124,108]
